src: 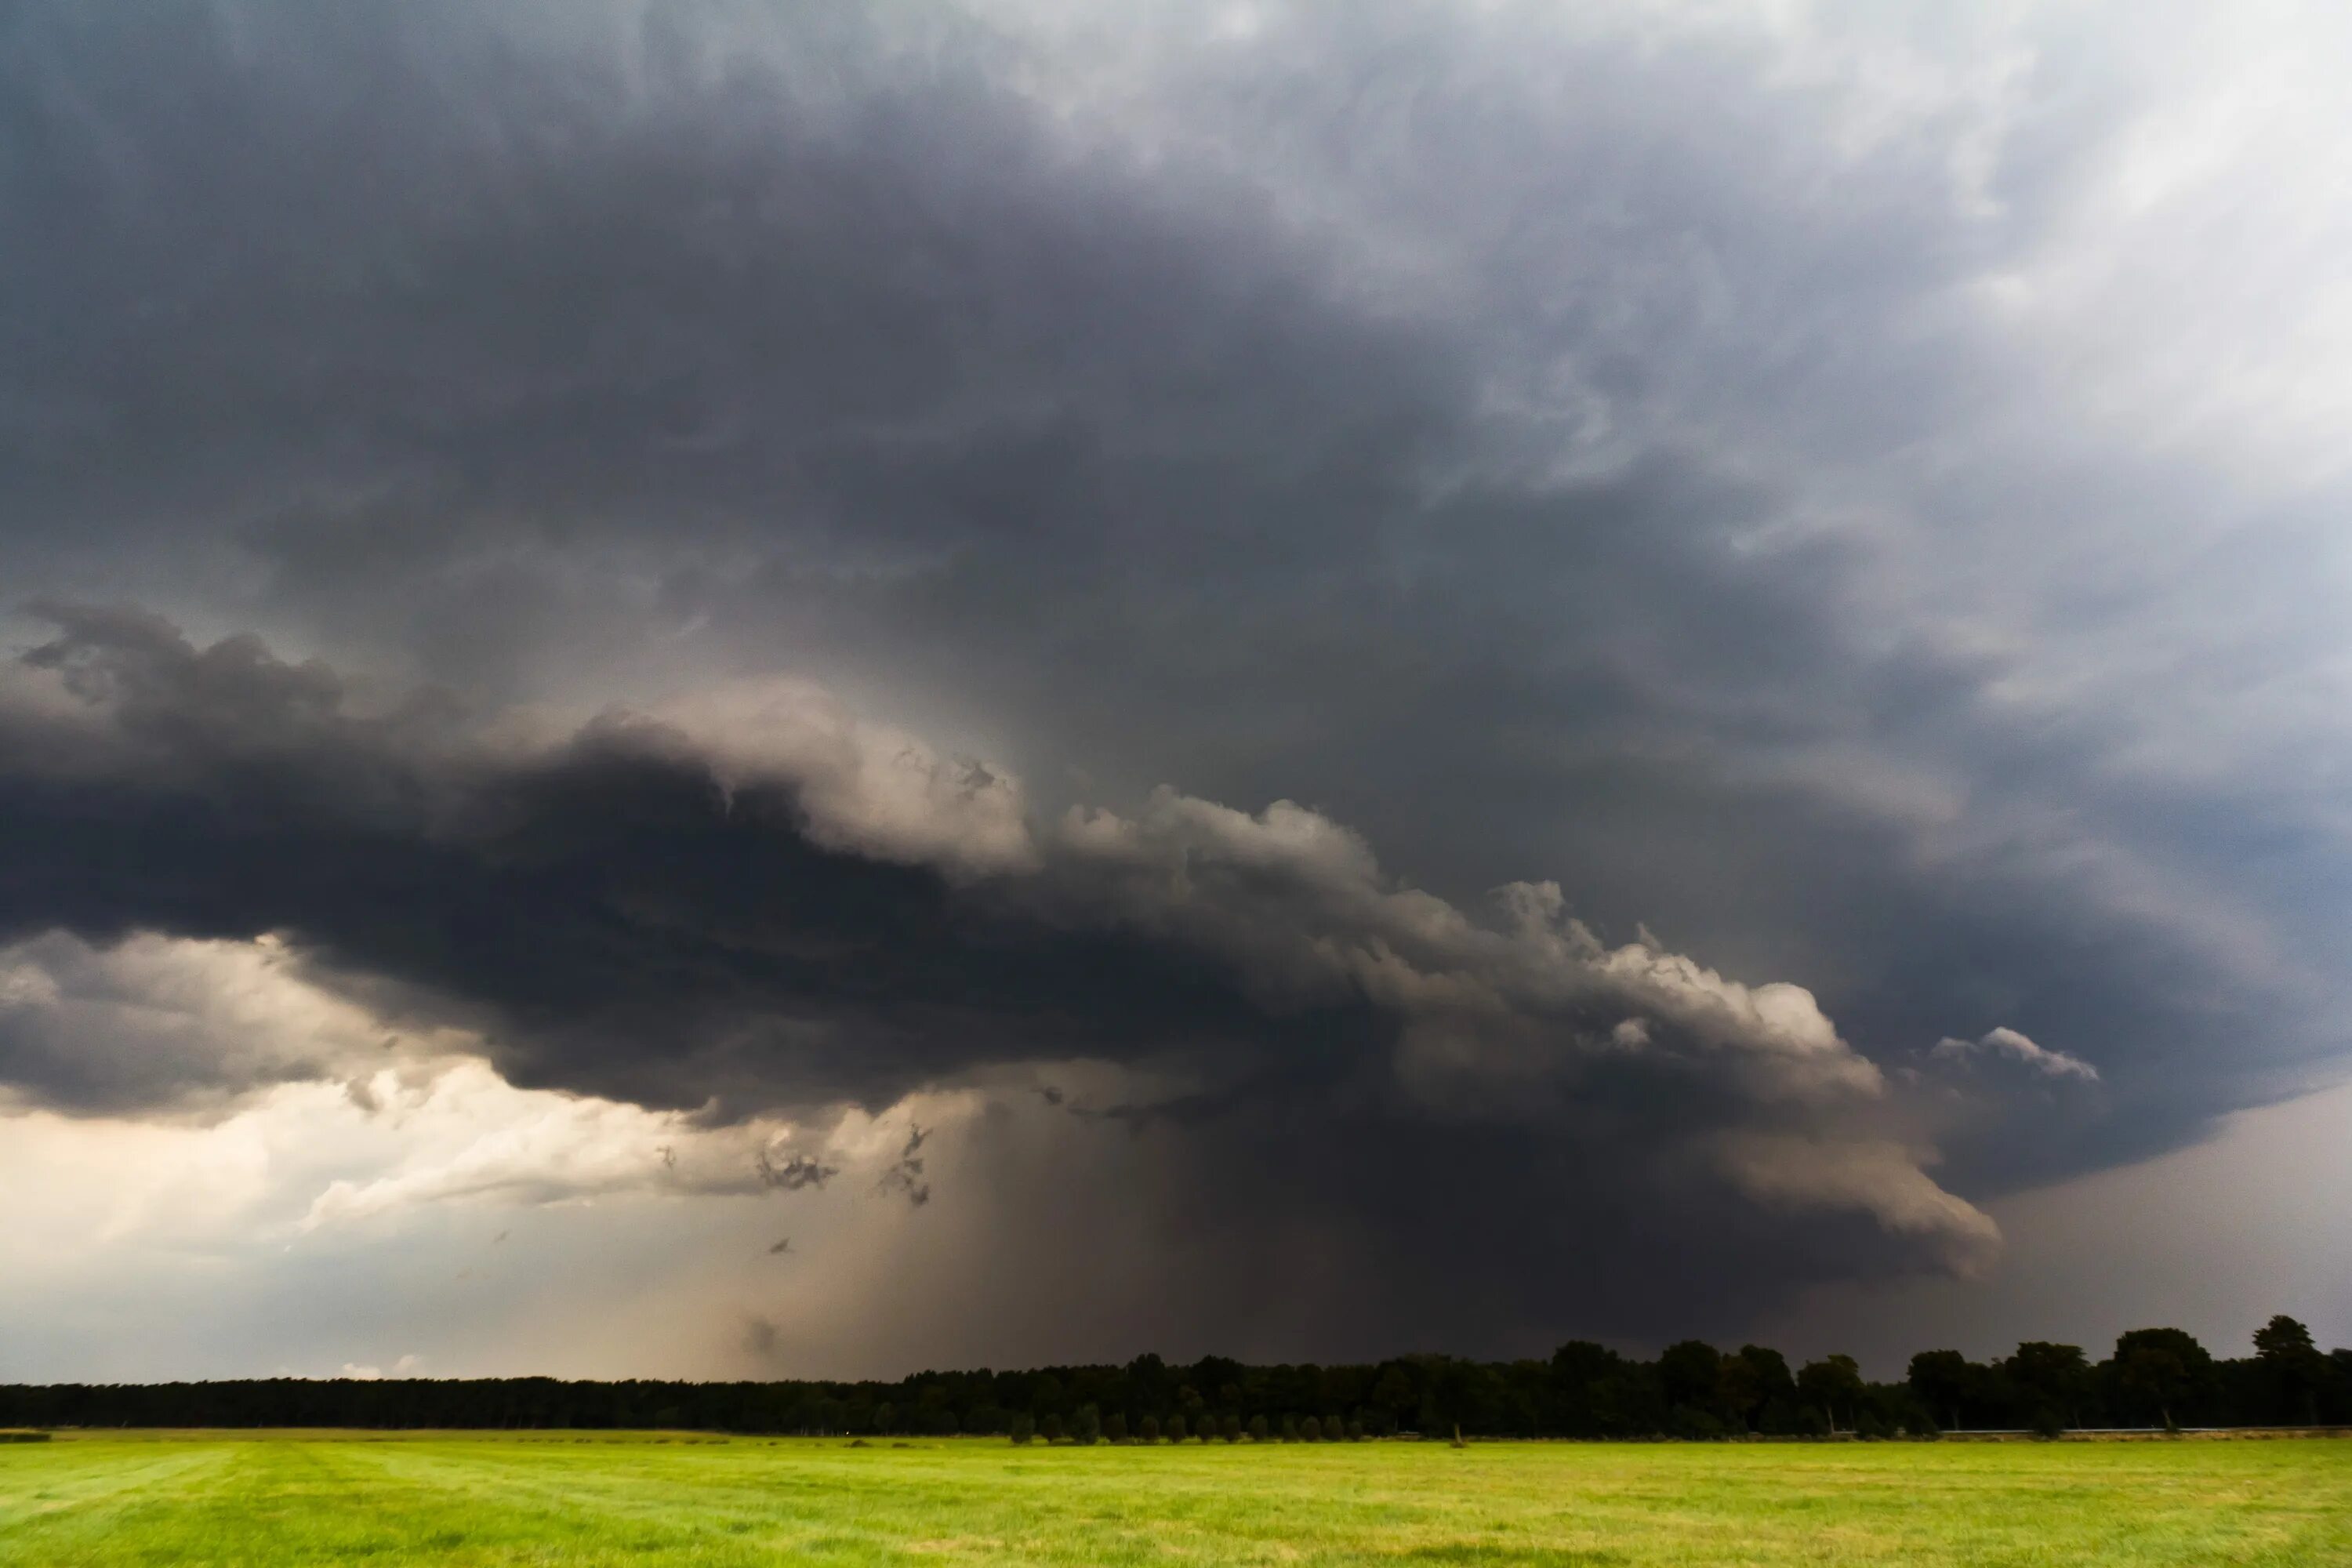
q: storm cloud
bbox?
[2,0,2349,1370]
[0,604,2007,1324]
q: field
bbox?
[2,1431,2348,1566]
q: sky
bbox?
[2,0,2348,1384]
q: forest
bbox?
[5,1316,2344,1439]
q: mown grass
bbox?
[2,1429,2346,1566]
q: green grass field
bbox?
[2,1431,2347,1566]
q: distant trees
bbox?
[5,1315,2341,1440]
[1902,1327,2259,1432]
[1247,1414,1269,1442]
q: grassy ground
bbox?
[2,1430,2347,1566]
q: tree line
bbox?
[5,1316,2344,1439]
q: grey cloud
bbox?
[0,929,343,1114]
[0,607,2016,1317]
[0,608,1295,1118]
[756,1152,838,1192]
[875,1124,932,1209]
[1933,1026,2100,1083]
[739,1315,781,1359]
[2,0,2347,1359]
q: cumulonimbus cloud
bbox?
[0,605,2009,1276]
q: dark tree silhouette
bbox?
[4,1316,2336,1441]
[2111,1328,2215,1429]
[1796,1356,1865,1434]
[1658,1341,1726,1423]
[2004,1342,2090,1432]
[2252,1316,2325,1425]
[1907,1350,1973,1432]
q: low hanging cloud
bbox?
[0,927,445,1116]
[294,1061,944,1235]
[1712,1134,2001,1272]
[0,604,2011,1316]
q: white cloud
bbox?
[1058,789,1886,1105]
[1713,1133,2001,1272]
[649,677,1036,876]
[1933,1025,2100,1083]
[338,1354,423,1381]
[296,1065,981,1232]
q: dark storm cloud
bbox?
[0,607,1316,1119]
[1,0,2346,1355]
[0,605,2008,1329]
[0,929,332,1114]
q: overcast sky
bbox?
[3,0,2348,1383]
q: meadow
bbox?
[2,1430,2347,1566]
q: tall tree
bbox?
[1725,1346,1795,1432]
[1796,1356,1865,1434]
[2108,1329,2215,1430]
[1658,1341,1727,1424]
[1907,1350,1974,1432]
[2252,1316,2325,1425]
[2003,1343,2091,1432]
